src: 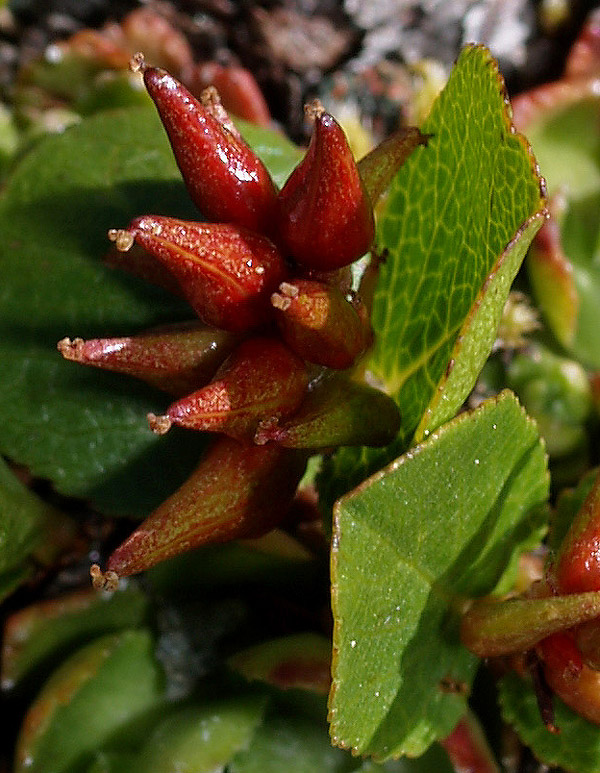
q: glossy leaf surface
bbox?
[329,393,549,759]
[320,44,545,508]
[15,629,165,773]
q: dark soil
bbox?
[0,0,597,141]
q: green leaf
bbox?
[0,105,302,515]
[15,629,166,773]
[135,695,267,773]
[229,706,355,773]
[1,584,150,690]
[86,751,139,773]
[524,99,600,202]
[415,214,545,438]
[0,455,65,598]
[555,194,600,368]
[354,743,454,772]
[320,45,544,507]
[329,392,549,760]
[499,671,600,773]
[145,533,316,593]
[229,633,332,694]
[372,44,543,436]
[235,117,304,188]
[522,87,600,367]
[506,343,592,457]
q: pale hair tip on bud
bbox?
[57,336,84,358]
[56,336,71,352]
[254,416,278,445]
[271,292,291,311]
[129,52,146,73]
[148,412,172,435]
[200,85,222,107]
[108,228,135,252]
[279,282,299,298]
[90,563,119,591]
[304,99,326,120]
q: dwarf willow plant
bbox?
[2,42,600,773]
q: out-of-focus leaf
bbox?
[145,531,316,593]
[528,193,600,369]
[0,455,71,600]
[516,96,600,202]
[235,117,303,187]
[15,629,166,773]
[1,585,149,690]
[0,103,19,178]
[515,71,600,367]
[229,707,356,773]
[329,392,549,760]
[499,671,600,773]
[86,751,138,773]
[229,633,332,694]
[506,343,592,457]
[135,695,267,773]
[355,743,454,771]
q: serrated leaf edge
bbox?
[414,210,547,441]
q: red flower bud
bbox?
[254,373,399,449]
[190,62,272,128]
[574,619,600,671]
[148,337,308,440]
[57,322,239,396]
[276,102,375,270]
[536,632,600,726]
[271,279,372,369]
[109,216,288,332]
[537,632,584,682]
[551,469,600,594]
[439,714,500,773]
[105,436,307,577]
[105,239,185,298]
[132,54,278,232]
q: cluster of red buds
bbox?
[58,54,427,588]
